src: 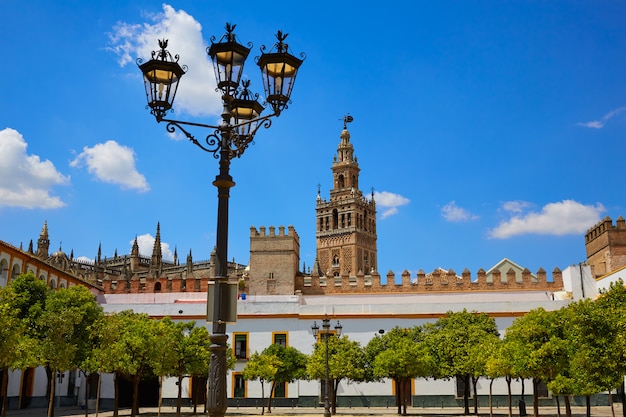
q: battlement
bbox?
[250,225,299,240]
[585,215,626,243]
[299,267,563,295]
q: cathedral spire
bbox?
[150,222,163,277]
[131,235,139,272]
[36,220,50,258]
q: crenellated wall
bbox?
[298,267,562,295]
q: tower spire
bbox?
[150,222,163,277]
[36,220,50,258]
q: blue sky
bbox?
[1,1,625,278]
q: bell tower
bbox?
[315,116,377,278]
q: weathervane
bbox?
[342,114,354,129]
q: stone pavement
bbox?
[4,405,624,417]
[2,404,623,417]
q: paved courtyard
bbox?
[4,404,624,417]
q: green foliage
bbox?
[243,351,281,382]
[7,272,49,337]
[307,335,365,382]
[505,307,569,386]
[368,327,433,381]
[38,285,104,371]
[0,286,27,370]
[261,344,308,384]
[426,310,500,379]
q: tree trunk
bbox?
[506,376,512,417]
[83,371,89,417]
[610,390,616,417]
[395,378,401,415]
[176,376,183,417]
[1,367,9,417]
[157,376,162,417]
[47,368,56,417]
[532,378,539,417]
[131,374,140,417]
[489,379,494,417]
[193,380,199,415]
[96,373,101,417]
[520,379,527,417]
[464,375,471,415]
[260,380,265,415]
[472,376,479,415]
[45,367,53,407]
[556,395,561,417]
[621,382,626,417]
[564,394,572,417]
[402,378,408,416]
[113,372,119,417]
[332,378,339,415]
[267,381,275,413]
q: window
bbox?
[535,379,549,398]
[273,332,287,347]
[455,376,473,398]
[233,373,246,398]
[234,333,248,359]
[392,379,414,398]
[316,331,338,343]
[273,381,286,398]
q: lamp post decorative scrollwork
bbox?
[137,23,304,417]
[311,316,342,417]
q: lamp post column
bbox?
[207,102,236,417]
[324,332,330,417]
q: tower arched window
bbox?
[337,174,345,189]
[332,209,339,230]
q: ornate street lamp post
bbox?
[137,23,304,417]
[311,316,342,417]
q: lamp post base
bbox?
[207,333,228,417]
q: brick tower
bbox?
[585,215,626,277]
[248,225,300,295]
[315,116,377,279]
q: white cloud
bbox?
[577,106,626,129]
[441,201,479,222]
[374,191,410,219]
[70,140,149,192]
[501,200,532,213]
[108,4,222,118]
[0,128,70,209]
[577,120,604,129]
[134,233,174,262]
[489,200,605,239]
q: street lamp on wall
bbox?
[137,23,304,417]
[311,316,342,417]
